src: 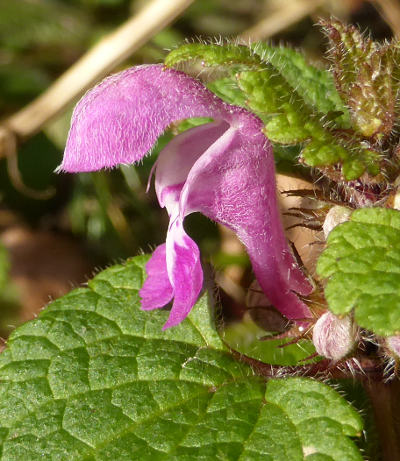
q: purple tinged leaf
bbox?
[61,64,313,328]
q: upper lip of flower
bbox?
[60,63,313,328]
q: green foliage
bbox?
[207,77,247,107]
[0,255,363,460]
[317,207,400,336]
[250,43,350,126]
[0,133,63,222]
[0,0,90,51]
[165,40,380,180]
[165,42,262,69]
[221,314,317,366]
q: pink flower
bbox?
[60,64,312,328]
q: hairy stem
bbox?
[364,379,400,461]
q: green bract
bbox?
[317,208,400,336]
[0,256,362,460]
[321,19,396,138]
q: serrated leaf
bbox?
[237,69,324,144]
[302,140,380,181]
[165,42,262,69]
[266,378,363,460]
[321,19,395,138]
[236,68,374,180]
[317,207,400,336]
[166,42,350,127]
[0,255,363,460]
[251,44,350,127]
[165,42,376,180]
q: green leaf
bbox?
[165,43,262,69]
[207,77,247,107]
[165,42,376,180]
[302,141,380,181]
[317,207,400,336]
[237,69,324,144]
[221,313,317,366]
[266,378,363,459]
[251,44,350,127]
[166,42,350,126]
[0,255,363,459]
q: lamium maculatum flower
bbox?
[60,64,313,328]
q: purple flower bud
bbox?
[385,335,400,359]
[313,311,357,360]
[323,205,352,238]
[61,64,313,328]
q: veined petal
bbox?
[150,124,219,327]
[60,65,244,172]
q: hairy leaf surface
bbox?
[0,256,363,460]
[317,208,400,336]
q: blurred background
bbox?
[0,0,398,343]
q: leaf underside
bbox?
[0,256,363,460]
[317,207,400,336]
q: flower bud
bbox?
[385,335,400,359]
[323,205,352,238]
[312,311,357,361]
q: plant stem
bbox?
[364,379,400,461]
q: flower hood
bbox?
[60,64,313,328]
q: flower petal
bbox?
[60,65,242,172]
[155,120,229,211]
[177,124,313,320]
[163,215,203,329]
[139,244,173,310]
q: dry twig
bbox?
[0,0,194,156]
[240,0,326,42]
